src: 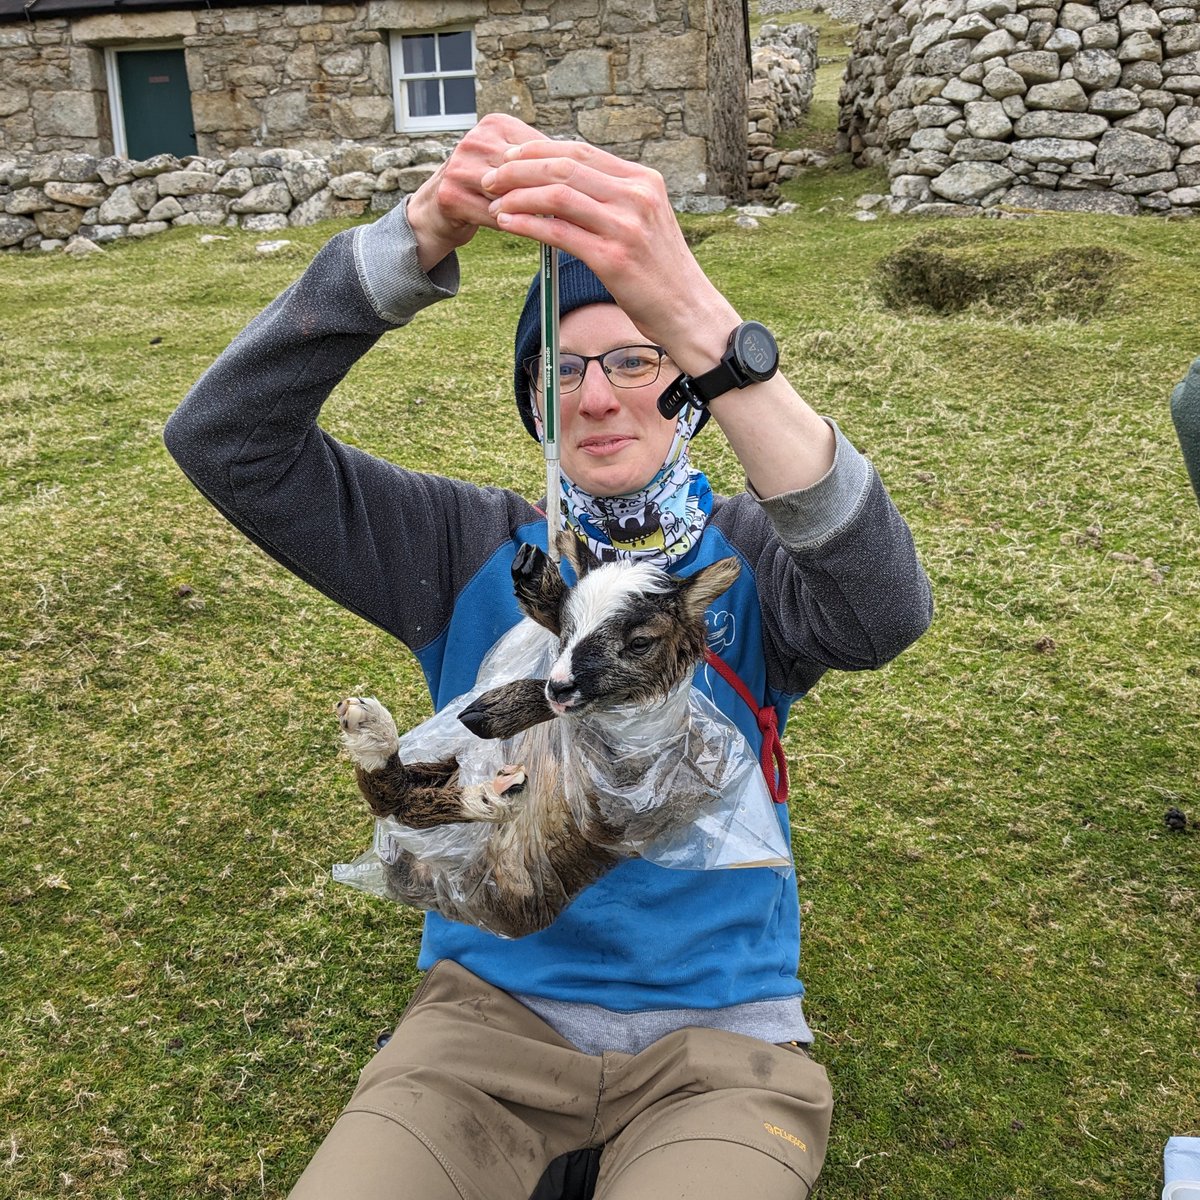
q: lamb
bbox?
[336,533,743,938]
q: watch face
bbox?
[734,322,779,382]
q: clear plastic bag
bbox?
[333,619,792,937]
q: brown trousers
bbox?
[288,960,833,1200]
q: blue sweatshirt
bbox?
[164,201,932,1053]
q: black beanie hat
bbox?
[512,252,615,441]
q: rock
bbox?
[6,187,51,215]
[1167,184,1200,203]
[33,207,82,239]
[1112,169,1178,191]
[390,162,441,193]
[288,187,335,226]
[96,156,134,187]
[1116,107,1166,135]
[146,196,185,221]
[1045,26,1084,52]
[1167,105,1200,145]
[971,27,1019,58]
[1026,78,1091,107]
[930,158,1015,199]
[1163,50,1200,76]
[1117,30,1164,59]
[128,220,170,238]
[1002,182,1141,210]
[1117,1,1162,34]
[910,200,986,214]
[1072,47,1123,86]
[1082,20,1122,47]
[242,213,290,232]
[63,235,103,256]
[1095,126,1177,172]
[229,182,293,214]
[42,180,108,207]
[280,160,330,203]
[97,183,144,225]
[892,173,935,198]
[1089,86,1143,114]
[1016,135,1101,162]
[1060,2,1102,28]
[371,148,416,172]
[965,98,1017,137]
[1014,110,1110,135]
[944,77,987,101]
[952,136,1016,159]
[328,170,376,199]
[131,154,181,178]
[215,167,255,197]
[255,239,293,254]
[156,170,222,197]
[0,214,37,245]
[983,65,1029,95]
[1008,49,1064,80]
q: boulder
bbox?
[1095,126,1177,172]
[929,158,1015,199]
[1014,110,1110,136]
[1002,182,1141,210]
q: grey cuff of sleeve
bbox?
[352,194,460,325]
[748,418,873,552]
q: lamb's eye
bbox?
[626,635,654,654]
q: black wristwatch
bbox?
[657,321,780,419]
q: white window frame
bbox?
[104,42,187,159]
[390,26,477,134]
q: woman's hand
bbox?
[405,113,549,274]
[478,137,740,376]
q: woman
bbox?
[166,113,932,1200]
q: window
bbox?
[391,28,476,133]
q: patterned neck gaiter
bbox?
[537,407,712,568]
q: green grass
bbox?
[3,117,1200,1200]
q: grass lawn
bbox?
[3,44,1199,1200]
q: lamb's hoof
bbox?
[495,764,527,795]
[336,696,400,772]
[460,766,526,822]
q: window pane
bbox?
[443,76,476,115]
[402,34,436,75]
[407,78,441,118]
[438,31,473,73]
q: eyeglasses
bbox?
[523,345,669,394]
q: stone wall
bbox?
[748,22,821,196]
[0,0,749,209]
[0,143,445,250]
[839,0,1200,215]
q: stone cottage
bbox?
[0,0,753,206]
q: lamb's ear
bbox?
[557,530,601,579]
[512,543,567,635]
[677,556,741,621]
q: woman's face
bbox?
[534,304,681,498]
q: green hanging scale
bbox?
[540,242,562,564]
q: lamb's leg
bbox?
[337,697,523,826]
[511,543,567,635]
[458,679,555,740]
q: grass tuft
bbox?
[876,229,1129,320]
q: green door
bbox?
[117,48,196,160]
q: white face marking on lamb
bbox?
[547,561,672,706]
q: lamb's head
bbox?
[514,536,741,718]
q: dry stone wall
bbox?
[748,23,821,197]
[0,143,445,252]
[839,0,1200,214]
